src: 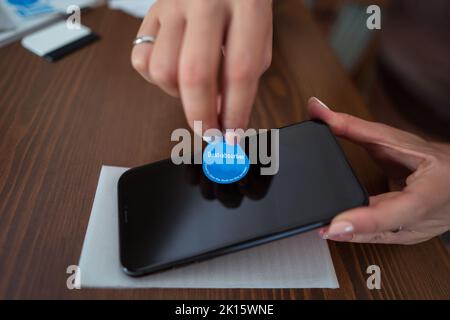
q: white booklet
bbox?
[0,0,100,47]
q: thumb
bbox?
[325,192,422,238]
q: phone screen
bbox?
[118,121,367,275]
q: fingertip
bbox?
[224,131,239,145]
[307,97,333,121]
[309,97,330,110]
[327,220,354,236]
[331,206,380,236]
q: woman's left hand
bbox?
[308,97,450,245]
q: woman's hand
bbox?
[308,97,450,245]
[131,0,273,133]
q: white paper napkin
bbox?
[78,165,339,288]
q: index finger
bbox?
[221,1,272,130]
[178,4,225,132]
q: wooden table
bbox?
[0,1,448,299]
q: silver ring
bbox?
[133,36,156,46]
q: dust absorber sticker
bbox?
[202,141,250,184]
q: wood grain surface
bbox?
[0,1,448,299]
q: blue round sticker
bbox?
[202,141,250,184]
[8,0,38,6]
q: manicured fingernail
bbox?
[203,134,223,144]
[224,131,241,146]
[202,135,213,143]
[327,221,354,238]
[318,227,329,238]
[326,232,354,241]
[312,97,330,110]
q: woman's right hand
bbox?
[131,0,273,134]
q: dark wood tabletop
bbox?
[0,1,448,299]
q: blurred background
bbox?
[307,0,449,141]
[306,0,450,250]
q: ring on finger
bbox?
[133,35,157,46]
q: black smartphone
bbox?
[118,121,367,276]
